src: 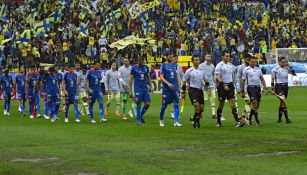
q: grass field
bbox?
[0,87,306,175]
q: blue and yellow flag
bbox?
[78,21,90,36]
[142,21,155,36]
[100,18,110,37]
[46,9,62,23]
[19,29,32,43]
[35,19,52,33]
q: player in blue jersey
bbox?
[41,69,50,119]
[63,64,80,123]
[86,61,107,123]
[45,67,61,122]
[26,67,42,118]
[159,54,183,127]
[129,57,154,125]
[0,69,13,116]
[13,68,27,116]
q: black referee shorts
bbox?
[275,83,289,98]
[247,86,261,102]
[217,83,235,101]
[188,87,204,105]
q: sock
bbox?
[249,109,254,123]
[159,103,167,121]
[174,103,179,123]
[36,98,41,115]
[74,105,79,119]
[50,104,55,119]
[29,101,33,116]
[132,102,137,115]
[244,104,251,118]
[44,102,49,116]
[282,107,289,120]
[65,105,70,119]
[232,107,239,122]
[99,103,104,119]
[20,103,25,113]
[116,103,120,113]
[89,103,94,120]
[7,101,10,112]
[140,105,149,117]
[55,104,60,117]
[278,107,283,120]
[122,101,127,115]
[211,105,216,116]
[136,106,141,122]
[4,101,7,111]
[217,108,223,124]
[253,109,260,123]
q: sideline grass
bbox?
[0,87,306,175]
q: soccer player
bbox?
[215,51,245,128]
[271,57,293,124]
[0,69,13,116]
[14,68,27,116]
[159,53,182,127]
[77,68,90,116]
[104,62,121,118]
[199,54,216,119]
[183,55,210,128]
[41,69,50,119]
[171,54,185,116]
[236,54,252,123]
[86,61,107,123]
[26,67,42,118]
[129,57,153,125]
[45,67,61,122]
[58,64,67,112]
[63,64,80,123]
[118,57,134,120]
[241,56,267,126]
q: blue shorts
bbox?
[47,94,60,104]
[162,90,179,105]
[17,93,26,100]
[42,93,48,102]
[89,91,104,104]
[134,88,151,104]
[3,92,11,101]
[65,94,78,104]
[28,93,39,102]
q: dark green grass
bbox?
[0,87,307,175]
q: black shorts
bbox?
[247,86,261,101]
[217,83,235,101]
[188,87,204,104]
[275,83,288,98]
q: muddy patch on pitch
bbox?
[11,157,59,163]
[245,151,302,157]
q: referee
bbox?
[183,55,210,128]
[241,56,267,126]
[215,51,244,128]
[271,57,293,124]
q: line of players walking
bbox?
[0,52,293,128]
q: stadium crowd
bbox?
[0,0,306,69]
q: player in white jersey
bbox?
[241,56,267,126]
[118,57,135,120]
[215,51,245,128]
[183,55,210,128]
[199,54,217,119]
[271,57,294,124]
[104,62,121,118]
[77,68,90,115]
[236,53,252,124]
